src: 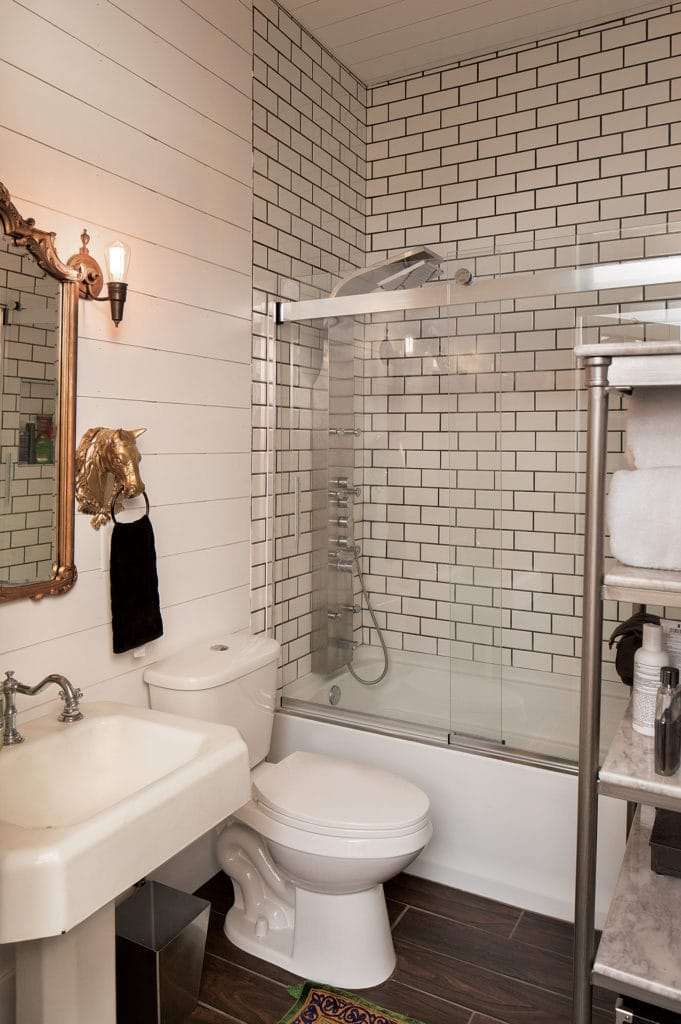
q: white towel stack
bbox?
[607,387,681,570]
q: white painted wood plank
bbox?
[298,0,661,83]
[138,454,251,504]
[6,173,251,291]
[65,234,251,321]
[12,198,252,325]
[2,4,251,186]
[76,342,250,409]
[337,0,577,64]
[0,63,252,231]
[113,0,252,90]
[70,293,251,362]
[18,0,252,136]
[158,542,250,606]
[75,497,250,573]
[319,0,550,46]
[2,546,249,658]
[185,0,254,52]
[3,546,249,686]
[11,587,251,724]
[77,341,251,408]
[286,0,474,34]
[76,400,250,452]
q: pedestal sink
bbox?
[0,701,250,1023]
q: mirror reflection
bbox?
[0,231,61,585]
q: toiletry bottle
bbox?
[25,422,36,465]
[18,425,28,464]
[655,666,681,776]
[34,430,52,465]
[633,623,669,736]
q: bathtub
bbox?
[277,647,628,925]
[283,646,629,763]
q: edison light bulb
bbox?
[105,240,131,283]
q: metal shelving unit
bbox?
[573,341,681,1024]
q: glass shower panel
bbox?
[278,295,458,741]
[446,248,504,747]
[496,234,586,761]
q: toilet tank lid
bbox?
[143,634,280,690]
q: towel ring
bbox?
[110,488,150,524]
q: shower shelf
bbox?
[602,562,681,606]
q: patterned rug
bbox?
[277,982,426,1024]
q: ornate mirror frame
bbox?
[0,182,82,602]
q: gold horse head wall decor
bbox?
[75,427,146,529]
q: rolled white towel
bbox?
[626,386,681,469]
[608,468,681,570]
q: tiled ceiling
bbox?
[284,0,661,85]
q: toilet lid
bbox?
[252,752,430,837]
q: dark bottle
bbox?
[654,666,681,777]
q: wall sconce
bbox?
[68,230,130,327]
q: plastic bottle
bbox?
[633,623,669,736]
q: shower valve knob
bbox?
[336,536,352,549]
[337,515,351,528]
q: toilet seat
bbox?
[252,751,430,837]
[234,751,432,859]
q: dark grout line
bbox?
[204,950,293,990]
[508,909,524,940]
[195,1001,244,1023]
[396,934,573,1003]
[390,904,410,930]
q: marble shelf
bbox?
[593,807,681,1012]
[603,563,681,609]
[599,705,681,811]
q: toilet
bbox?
[144,634,432,988]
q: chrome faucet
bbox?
[2,670,84,746]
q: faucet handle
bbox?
[58,685,84,723]
[57,684,83,724]
[59,687,83,703]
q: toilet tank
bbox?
[144,634,280,768]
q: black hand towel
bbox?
[110,514,164,654]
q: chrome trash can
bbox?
[115,881,210,1024]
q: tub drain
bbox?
[329,684,341,706]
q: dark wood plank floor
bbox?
[191,872,615,1024]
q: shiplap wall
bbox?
[0,1,253,1016]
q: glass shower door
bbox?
[447,248,504,747]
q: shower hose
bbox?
[348,552,389,686]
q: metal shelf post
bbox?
[573,355,611,1024]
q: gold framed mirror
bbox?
[0,182,81,602]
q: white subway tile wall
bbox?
[251,0,367,683]
[254,2,681,688]
[363,6,681,678]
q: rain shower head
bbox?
[329,246,444,298]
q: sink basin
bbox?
[0,701,250,944]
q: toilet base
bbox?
[225,884,396,989]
